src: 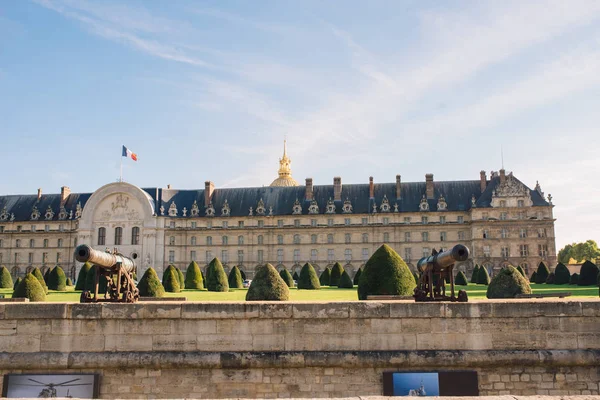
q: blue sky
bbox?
[1,0,599,249]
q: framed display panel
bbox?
[383,371,478,396]
[2,373,99,398]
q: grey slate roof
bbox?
[0,176,550,222]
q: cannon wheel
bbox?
[80,290,92,303]
[458,289,469,303]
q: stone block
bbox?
[5,303,67,319]
[211,369,263,383]
[102,303,181,319]
[51,319,82,334]
[0,320,16,335]
[390,302,444,318]
[42,334,104,352]
[465,317,529,333]
[80,319,119,334]
[170,319,217,335]
[335,318,372,334]
[259,303,293,318]
[360,333,417,351]
[491,332,546,350]
[181,303,247,319]
[370,318,402,334]
[217,319,274,335]
[68,303,103,319]
[197,334,253,351]
[560,317,600,333]
[285,334,360,351]
[119,319,171,335]
[416,333,492,350]
[402,318,432,333]
[252,334,285,351]
[152,334,197,351]
[17,319,52,335]
[581,301,600,316]
[292,303,349,318]
[105,334,152,351]
[528,316,560,330]
[445,302,493,318]
[545,332,578,349]
[577,333,600,349]
[348,302,390,318]
[0,334,40,352]
[429,317,468,333]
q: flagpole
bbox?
[120,154,123,182]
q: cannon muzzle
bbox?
[417,244,470,271]
[74,244,136,273]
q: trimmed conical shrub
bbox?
[554,263,570,285]
[162,265,181,293]
[470,265,480,283]
[570,273,579,285]
[138,267,165,297]
[530,271,537,283]
[298,262,320,290]
[353,268,362,285]
[279,268,294,288]
[32,267,49,294]
[176,267,185,289]
[358,244,416,300]
[43,267,53,284]
[85,266,108,294]
[206,258,229,292]
[48,266,67,291]
[13,277,22,291]
[487,265,532,299]
[535,262,550,284]
[228,266,244,289]
[246,263,289,301]
[0,266,13,289]
[13,273,46,302]
[240,269,247,280]
[319,267,331,286]
[338,270,354,288]
[516,265,526,278]
[477,266,491,285]
[330,262,344,287]
[578,260,599,286]
[292,271,299,281]
[185,261,204,289]
[412,271,420,284]
[546,272,556,284]
[455,270,468,286]
[75,262,92,290]
[66,277,73,286]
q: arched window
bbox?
[206,236,212,245]
[238,235,244,245]
[169,236,175,245]
[362,233,368,243]
[30,239,35,248]
[293,234,300,244]
[114,227,123,245]
[131,227,140,245]
[191,236,197,245]
[257,235,263,245]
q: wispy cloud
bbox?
[191,7,295,35]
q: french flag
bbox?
[122,145,138,161]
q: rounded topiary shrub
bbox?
[13,273,46,302]
[66,277,73,286]
[138,267,165,297]
[319,267,331,286]
[570,273,579,285]
[516,265,526,278]
[228,266,244,289]
[176,267,185,289]
[546,272,555,284]
[206,258,229,292]
[246,263,289,301]
[279,268,294,288]
[486,265,532,299]
[530,271,538,283]
[455,270,468,286]
[535,262,550,284]
[578,260,599,286]
[75,262,92,290]
[292,271,299,281]
[85,266,108,294]
[298,263,320,290]
[477,266,491,285]
[48,266,67,291]
[330,262,344,287]
[353,268,362,285]
[554,263,571,285]
[185,261,204,289]
[0,265,13,289]
[32,267,49,294]
[337,270,354,288]
[44,267,53,284]
[470,265,480,283]
[358,244,416,300]
[13,277,22,291]
[162,265,181,293]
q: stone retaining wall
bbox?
[0,299,599,398]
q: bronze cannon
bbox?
[74,244,139,303]
[415,244,470,302]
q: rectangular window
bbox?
[169,251,175,263]
[28,252,34,264]
[17,226,22,232]
[191,221,197,229]
[483,245,491,257]
[362,218,368,225]
[0,239,2,248]
[206,250,212,263]
[257,250,264,263]
[538,228,547,238]
[345,249,352,262]
[238,250,244,263]
[362,248,369,261]
[294,219,300,228]
[422,216,428,224]
[311,234,317,244]
[293,234,300,244]
[422,247,430,258]
[59,224,64,232]
[0,226,3,233]
[222,236,228,245]
[440,232,446,241]
[422,232,429,242]
[439,216,446,224]
[238,221,244,228]
[501,229,508,239]
[311,219,317,227]
[207,221,212,229]
[383,217,389,225]
[383,232,390,242]
[344,218,351,226]
[169,236,176,245]
[328,219,334,227]
[404,217,411,224]
[538,244,548,257]
[501,247,510,258]
[293,249,300,262]
[132,227,140,245]
[258,220,264,228]
[222,221,228,229]
[238,236,244,245]
[457,216,464,224]
[277,235,283,245]
[44,225,49,232]
[15,239,21,248]
[310,249,317,261]
[458,231,465,240]
[482,213,489,220]
[191,236,197,245]
[14,252,19,263]
[258,235,264,245]
[207,236,213,245]
[405,248,412,261]
[345,233,351,244]
[190,250,196,261]
[57,238,63,248]
[170,221,175,228]
[518,200,524,207]
[362,233,368,243]
[277,249,283,263]
[327,249,335,262]
[500,200,506,208]
[42,252,48,263]
[518,212,525,220]
[483,230,489,239]
[405,232,411,242]
[221,250,229,263]
[327,234,334,244]
[520,244,529,257]
[31,225,36,232]
[277,220,284,228]
[500,212,507,221]
[520,229,527,239]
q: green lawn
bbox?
[1,282,597,302]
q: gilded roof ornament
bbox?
[270,140,299,187]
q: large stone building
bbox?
[0,143,556,280]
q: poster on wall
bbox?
[2,374,99,398]
[383,371,478,396]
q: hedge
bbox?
[530,271,538,283]
[185,261,204,289]
[298,263,320,290]
[32,267,49,294]
[292,271,299,281]
[206,258,229,292]
[43,267,53,285]
[48,266,67,291]
[477,266,490,285]
[85,265,108,294]
[470,265,480,283]
[319,268,331,286]
[553,263,571,285]
[75,262,92,290]
[337,270,354,288]
[330,262,344,286]
[13,273,46,302]
[353,268,362,285]
[516,265,526,278]
[358,244,416,300]
[455,270,468,286]
[279,268,294,288]
[246,263,289,301]
[578,260,599,286]
[66,277,73,286]
[162,265,181,293]
[228,266,244,289]
[569,273,579,285]
[545,272,555,284]
[486,265,532,299]
[0,266,13,289]
[13,277,22,291]
[176,267,185,289]
[138,267,165,297]
[535,262,550,284]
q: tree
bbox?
[0,266,13,289]
[486,265,532,299]
[228,266,244,289]
[298,263,320,290]
[569,273,579,285]
[477,266,490,285]
[358,244,416,300]
[279,268,294,288]
[535,262,550,284]
[455,270,468,286]
[353,268,362,285]
[162,265,181,293]
[13,273,46,302]
[138,267,165,297]
[470,265,480,283]
[530,271,538,283]
[319,268,331,286]
[240,269,247,280]
[558,240,600,264]
[48,266,67,291]
[578,260,599,286]
[246,263,289,301]
[44,267,53,284]
[206,258,229,292]
[330,262,344,286]
[516,265,526,278]
[13,277,22,291]
[545,272,555,284]
[337,270,354,288]
[554,263,571,285]
[292,271,299,281]
[32,267,49,294]
[176,267,185,289]
[75,262,92,290]
[184,261,204,289]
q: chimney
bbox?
[333,177,342,201]
[37,188,42,201]
[369,177,374,198]
[396,175,401,198]
[499,168,506,184]
[167,184,171,189]
[480,170,487,193]
[305,178,313,201]
[60,186,71,206]
[204,181,214,207]
[425,174,434,199]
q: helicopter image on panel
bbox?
[12,377,92,398]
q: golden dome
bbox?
[270,140,299,187]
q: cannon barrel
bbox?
[417,244,470,271]
[74,244,135,273]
